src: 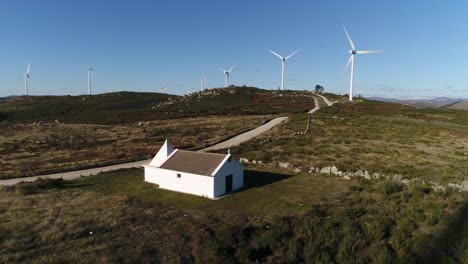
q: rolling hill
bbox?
[448,100,468,110]
[0,87,315,124]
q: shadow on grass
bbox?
[243,169,292,190]
[418,200,468,263]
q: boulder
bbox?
[294,168,302,173]
[432,184,446,192]
[337,171,343,177]
[354,170,364,178]
[279,162,291,169]
[330,166,339,175]
[372,173,380,179]
[54,119,60,124]
[315,167,320,173]
[462,181,468,192]
[251,160,257,164]
[320,167,331,174]
[448,183,462,191]
[257,161,263,165]
[343,175,351,180]
[401,179,410,185]
[364,171,371,180]
[393,174,403,181]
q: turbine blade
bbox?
[26,62,31,74]
[345,55,353,72]
[285,49,300,60]
[228,65,235,72]
[342,25,355,50]
[356,50,383,54]
[219,68,226,72]
[268,50,283,60]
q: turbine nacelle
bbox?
[350,50,356,55]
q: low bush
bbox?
[380,180,404,196]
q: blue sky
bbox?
[0,0,467,99]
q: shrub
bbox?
[14,178,67,195]
[380,181,404,196]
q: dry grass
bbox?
[0,115,272,179]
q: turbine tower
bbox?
[343,25,383,101]
[87,66,93,95]
[23,62,31,96]
[219,65,235,88]
[268,49,299,91]
[200,73,207,91]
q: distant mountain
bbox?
[447,100,468,110]
[367,97,465,108]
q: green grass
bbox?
[231,99,468,183]
[0,167,465,263]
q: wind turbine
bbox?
[23,62,31,96]
[343,25,383,101]
[200,73,207,91]
[161,82,167,93]
[219,65,235,88]
[87,66,93,95]
[268,49,299,91]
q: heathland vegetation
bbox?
[0,89,466,263]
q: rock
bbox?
[251,160,257,164]
[137,122,143,126]
[279,162,291,169]
[257,161,263,165]
[462,181,468,192]
[343,175,351,180]
[432,184,446,192]
[330,166,339,175]
[448,183,462,191]
[372,173,380,179]
[337,171,343,177]
[401,179,410,185]
[364,171,371,180]
[294,168,302,173]
[320,167,331,174]
[354,170,364,178]
[393,174,403,181]
[54,119,60,124]
[315,167,320,173]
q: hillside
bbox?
[368,96,464,108]
[0,87,315,124]
[448,100,468,110]
[1,97,467,263]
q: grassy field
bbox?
[0,87,315,179]
[0,167,465,263]
[230,99,468,183]
[0,115,272,179]
[0,93,467,262]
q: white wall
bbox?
[144,165,215,198]
[213,159,244,197]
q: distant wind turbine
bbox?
[161,82,167,93]
[219,65,235,88]
[268,49,299,91]
[343,25,383,101]
[87,66,93,95]
[200,73,207,91]
[23,62,31,96]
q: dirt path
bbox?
[308,96,320,114]
[201,116,288,151]
[0,95,334,186]
[315,94,337,106]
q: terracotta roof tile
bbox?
[159,150,227,176]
